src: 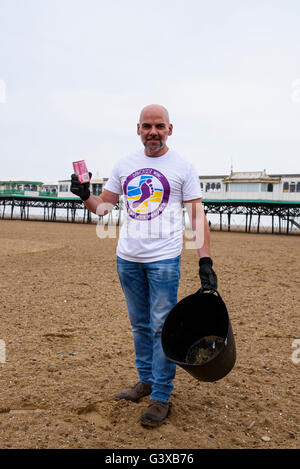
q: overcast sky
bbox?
[0,0,299,182]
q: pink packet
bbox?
[72,160,90,183]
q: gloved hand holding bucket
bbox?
[161,258,236,382]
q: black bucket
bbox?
[161,289,236,382]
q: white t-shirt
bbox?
[104,148,202,262]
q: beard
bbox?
[143,138,164,154]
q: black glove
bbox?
[70,172,92,201]
[199,257,218,292]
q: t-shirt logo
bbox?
[123,168,170,220]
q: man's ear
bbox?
[137,123,141,135]
[168,123,173,136]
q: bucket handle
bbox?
[198,287,220,297]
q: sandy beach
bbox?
[0,219,299,449]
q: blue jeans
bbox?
[117,255,181,402]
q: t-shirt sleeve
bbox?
[182,163,202,201]
[104,161,123,194]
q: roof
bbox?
[202,198,300,206]
[223,170,281,184]
[200,172,300,179]
[226,170,270,179]
[42,181,59,186]
[270,174,300,178]
[0,180,43,184]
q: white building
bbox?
[41,175,108,199]
[35,170,300,204]
[200,170,300,203]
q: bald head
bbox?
[137,104,173,157]
[139,104,170,124]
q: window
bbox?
[216,182,221,191]
[59,184,69,192]
[211,182,215,191]
[230,183,259,192]
[297,182,300,192]
[290,183,295,192]
[31,185,37,191]
[283,182,289,192]
[262,183,273,192]
[206,183,210,192]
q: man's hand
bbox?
[199,257,218,292]
[70,172,92,201]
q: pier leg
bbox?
[279,216,281,234]
[248,212,252,233]
[71,203,76,222]
[51,205,56,221]
[227,213,231,232]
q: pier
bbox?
[0,193,299,235]
[1,171,299,234]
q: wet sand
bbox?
[0,220,299,449]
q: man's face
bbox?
[137,107,173,156]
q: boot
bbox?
[115,381,152,402]
[141,399,170,427]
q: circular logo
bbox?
[123,168,170,220]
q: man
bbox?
[71,104,217,427]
